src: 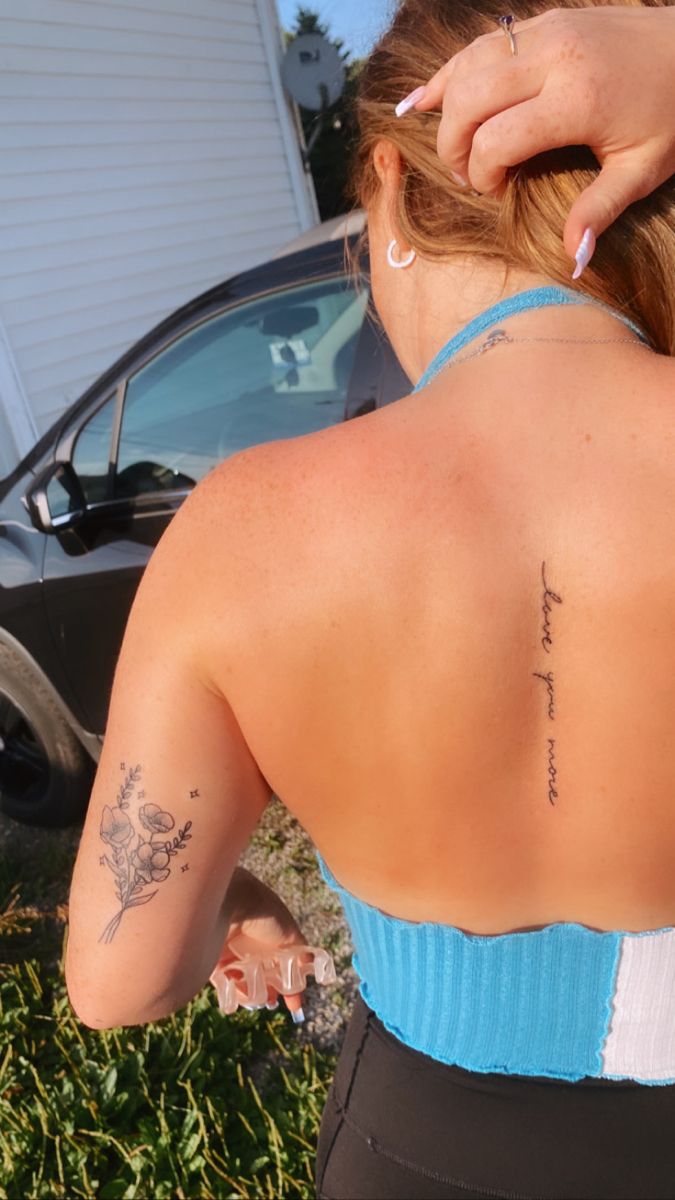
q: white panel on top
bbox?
[601,927,675,1082]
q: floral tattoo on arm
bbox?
[98,764,192,944]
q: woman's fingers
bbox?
[410,10,552,114]
[283,990,305,1023]
[463,95,583,195]
[410,59,457,113]
[401,4,675,266]
[224,946,310,1020]
[436,59,546,187]
[561,149,673,263]
[401,24,572,187]
[413,25,528,110]
[233,978,302,1017]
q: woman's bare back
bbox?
[212,343,675,936]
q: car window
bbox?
[114,276,370,500]
[71,393,117,504]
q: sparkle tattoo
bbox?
[98,764,193,943]
[533,561,563,806]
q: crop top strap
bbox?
[414,285,653,393]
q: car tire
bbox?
[0,644,95,827]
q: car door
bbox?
[41,272,374,735]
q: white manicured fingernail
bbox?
[451,171,468,187]
[572,226,596,280]
[265,1001,279,1010]
[291,1007,305,1024]
[395,86,426,118]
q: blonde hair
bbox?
[351,0,675,354]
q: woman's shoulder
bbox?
[204,413,392,520]
[173,420,376,585]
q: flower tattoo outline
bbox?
[98,764,192,943]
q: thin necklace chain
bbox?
[448,327,652,369]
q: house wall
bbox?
[0,0,317,477]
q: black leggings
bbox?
[315,993,675,1199]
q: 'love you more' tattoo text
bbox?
[540,560,562,656]
[533,561,563,806]
[98,763,192,943]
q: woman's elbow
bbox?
[64,953,132,1028]
[65,974,192,1030]
[66,985,121,1030]
[65,978,138,1029]
[64,935,208,1028]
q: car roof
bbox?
[273,211,366,258]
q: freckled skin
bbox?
[203,339,675,935]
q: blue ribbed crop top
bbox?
[316,288,675,1088]
[317,851,675,1087]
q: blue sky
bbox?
[276,0,393,58]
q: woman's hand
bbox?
[406,5,675,269]
[212,868,310,1019]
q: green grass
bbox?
[0,807,345,1198]
[0,958,334,1198]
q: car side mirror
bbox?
[25,461,88,534]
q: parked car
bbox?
[0,223,410,826]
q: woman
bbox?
[66,1,675,1197]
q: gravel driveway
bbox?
[0,796,356,1053]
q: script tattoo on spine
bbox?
[98,764,193,943]
[532,561,563,806]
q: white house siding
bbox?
[0,0,318,477]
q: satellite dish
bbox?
[281,33,346,112]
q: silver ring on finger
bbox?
[497,14,518,56]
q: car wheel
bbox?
[0,644,95,827]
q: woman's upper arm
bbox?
[65,451,274,1028]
